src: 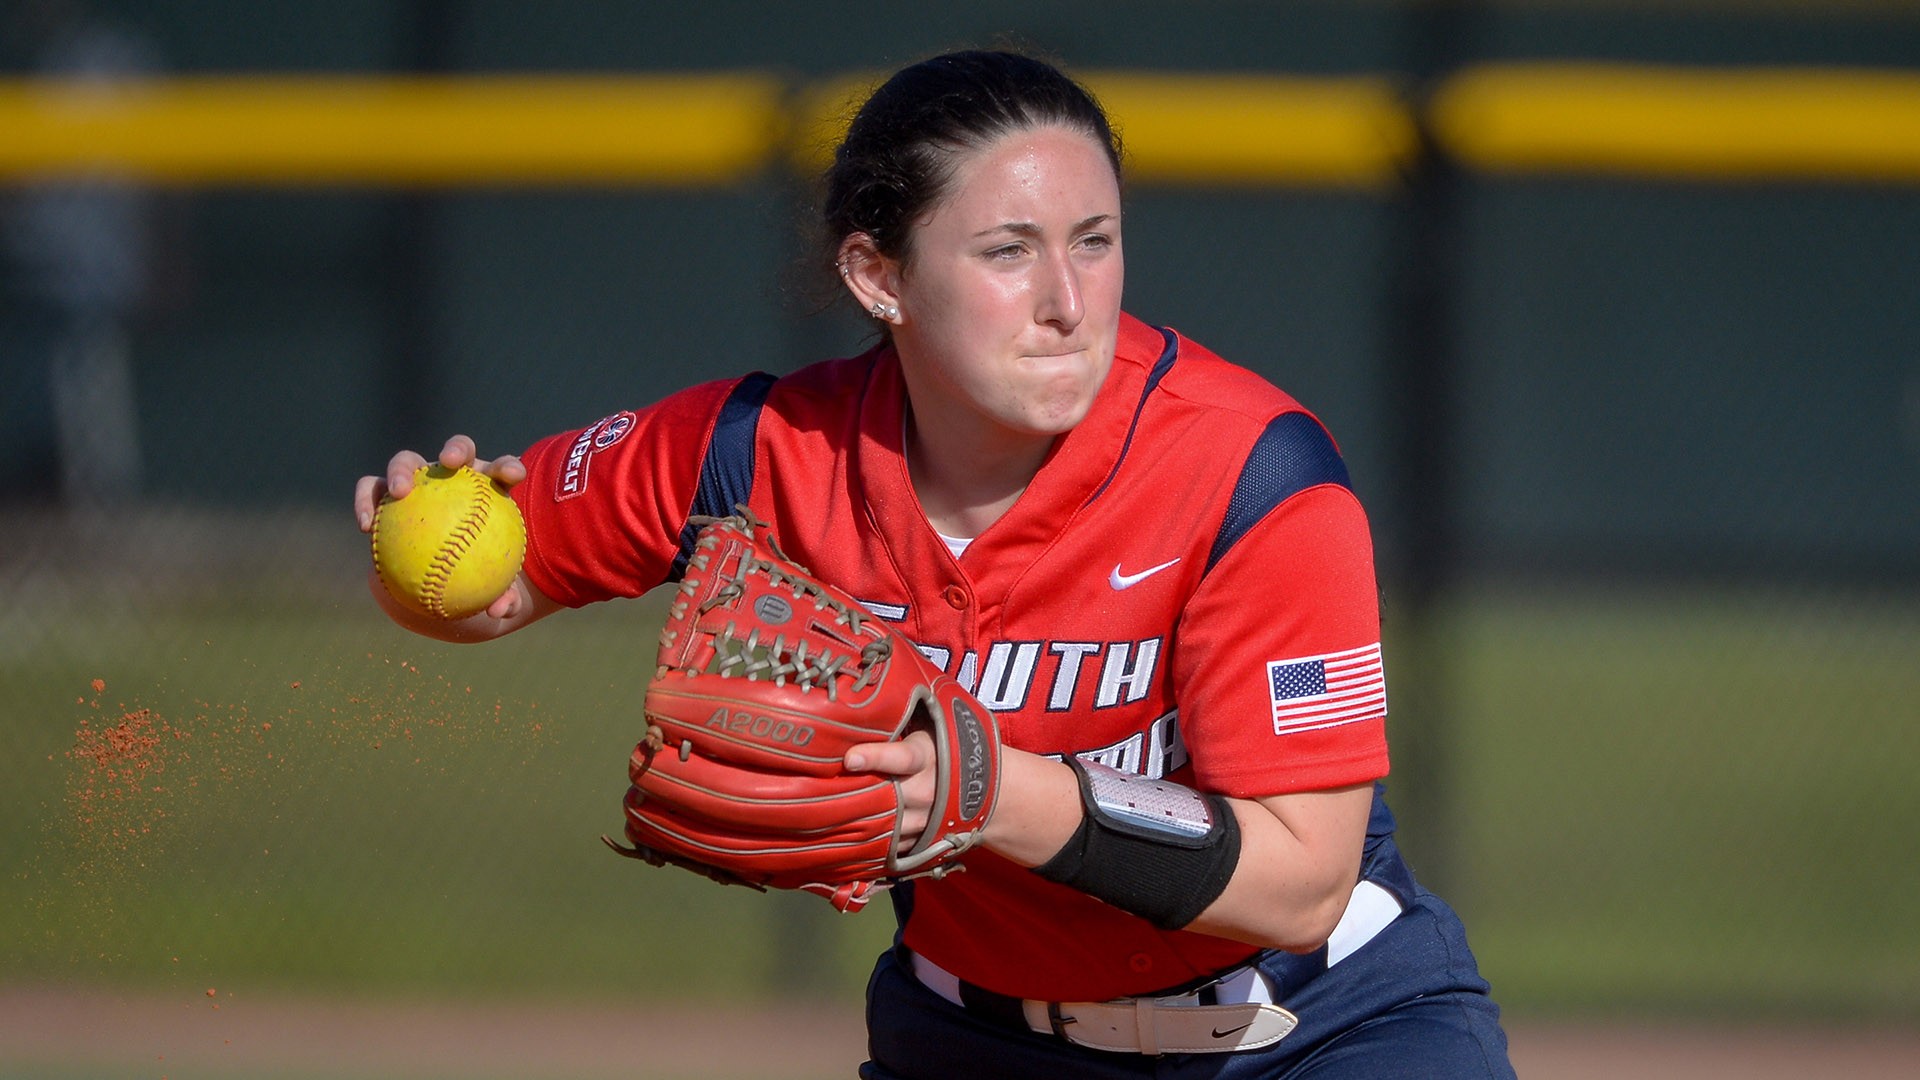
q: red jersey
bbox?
[514,312,1391,1002]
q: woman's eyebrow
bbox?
[971,213,1118,240]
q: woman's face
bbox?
[884,124,1124,448]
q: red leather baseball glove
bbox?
[604,511,1000,912]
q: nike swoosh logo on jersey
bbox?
[1109,558,1181,590]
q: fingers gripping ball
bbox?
[371,465,527,620]
[605,511,1001,912]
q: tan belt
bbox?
[910,951,1297,1055]
[1020,993,1298,1055]
[909,879,1405,1056]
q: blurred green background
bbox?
[3,1,1918,1075]
[7,565,1916,1017]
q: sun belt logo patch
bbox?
[593,411,634,449]
[556,411,635,501]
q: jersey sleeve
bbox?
[1174,457,1391,799]
[510,378,739,608]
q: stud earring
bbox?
[870,301,899,322]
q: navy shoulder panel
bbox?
[1205,410,1351,573]
[671,371,776,580]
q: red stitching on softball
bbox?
[422,470,493,618]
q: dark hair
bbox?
[821,49,1123,268]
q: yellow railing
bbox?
[1089,74,1417,188]
[2,64,1917,187]
[0,75,787,186]
[1431,63,1920,182]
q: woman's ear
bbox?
[837,234,902,325]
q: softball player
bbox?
[356,49,1515,1079]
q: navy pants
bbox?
[859,890,1514,1080]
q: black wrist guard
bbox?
[1032,757,1242,931]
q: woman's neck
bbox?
[904,405,1054,540]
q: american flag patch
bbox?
[1267,643,1386,735]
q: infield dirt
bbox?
[2,986,1917,1079]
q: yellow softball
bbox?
[370,464,527,620]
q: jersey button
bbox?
[943,585,968,610]
[1128,953,1155,974]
